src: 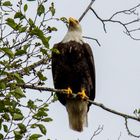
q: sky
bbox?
[7,0,140,139]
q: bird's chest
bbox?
[61,46,83,65]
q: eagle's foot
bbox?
[77,89,89,100]
[64,87,73,98]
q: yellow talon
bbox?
[64,87,73,97]
[77,89,89,100]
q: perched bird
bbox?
[51,17,95,132]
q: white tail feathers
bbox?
[66,100,88,132]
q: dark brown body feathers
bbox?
[52,41,95,131]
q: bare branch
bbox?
[90,8,107,33]
[125,118,140,138]
[83,36,101,46]
[109,4,140,20]
[118,132,122,140]
[17,84,140,123]
[79,0,96,22]
[78,0,102,46]
[90,4,140,40]
[90,125,104,140]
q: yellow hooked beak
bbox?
[68,17,79,27]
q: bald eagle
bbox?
[52,17,95,132]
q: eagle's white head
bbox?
[62,17,84,44]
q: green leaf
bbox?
[49,2,55,16]
[2,1,12,6]
[0,133,3,139]
[30,124,37,128]
[0,48,14,58]
[28,18,34,26]
[11,100,18,108]
[60,17,68,23]
[41,117,53,122]
[19,26,27,32]
[40,48,48,55]
[3,125,8,133]
[13,73,24,83]
[13,113,24,121]
[14,87,25,99]
[33,108,48,120]
[14,12,25,20]
[138,109,140,114]
[29,27,51,48]
[42,36,51,48]
[0,82,6,90]
[37,71,47,81]
[27,100,37,110]
[15,49,26,56]
[38,124,46,135]
[47,26,57,33]
[0,119,2,130]
[14,131,22,140]
[18,123,27,133]
[23,44,29,51]
[29,26,43,37]
[37,4,45,16]
[29,134,42,140]
[6,18,18,30]
[24,4,28,12]
[51,48,60,54]
[2,113,10,121]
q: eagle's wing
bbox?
[83,43,96,101]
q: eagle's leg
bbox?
[77,88,89,100]
[64,87,73,97]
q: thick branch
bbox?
[18,84,140,123]
[79,0,96,22]
[89,100,140,122]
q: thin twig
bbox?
[83,36,101,46]
[90,125,104,140]
[118,132,122,140]
[125,118,140,138]
[90,5,140,40]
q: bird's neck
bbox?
[62,30,84,44]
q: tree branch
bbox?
[0,57,50,82]
[125,118,140,138]
[90,5,140,40]
[90,125,104,140]
[83,36,101,46]
[18,84,140,123]
[79,0,96,22]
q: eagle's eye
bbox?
[75,20,79,24]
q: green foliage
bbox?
[2,1,12,6]
[0,47,14,58]
[29,134,42,140]
[24,4,28,12]
[0,0,59,139]
[134,108,140,118]
[49,2,55,16]
[37,71,47,81]
[37,4,45,16]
